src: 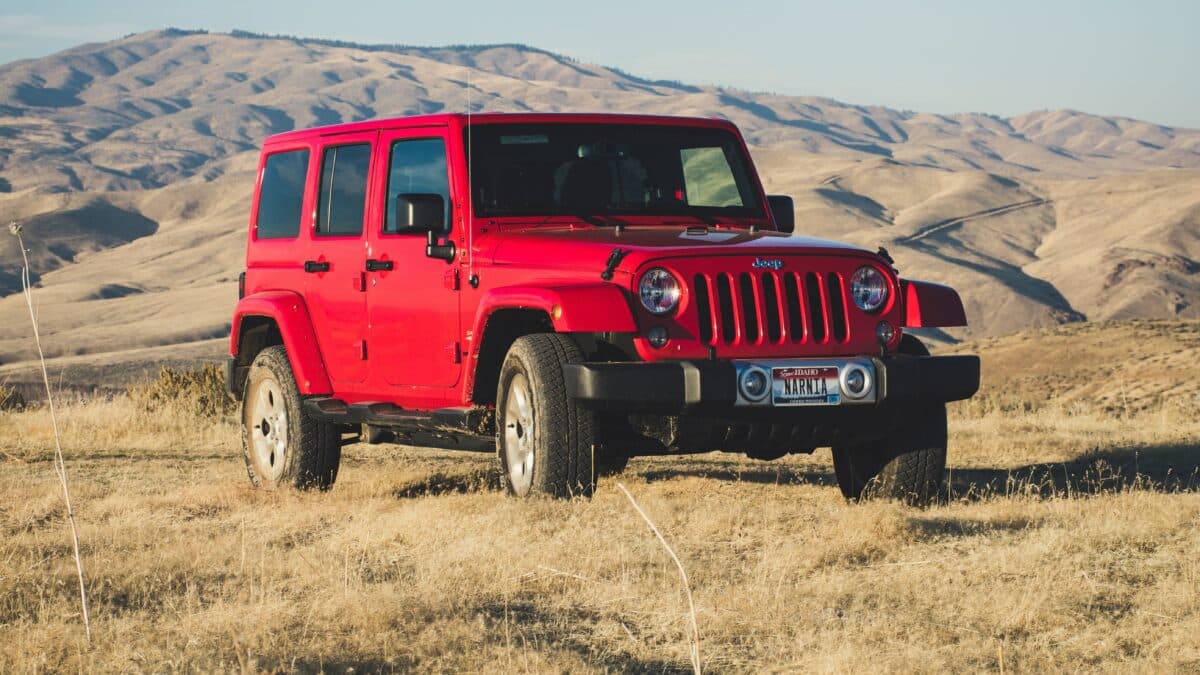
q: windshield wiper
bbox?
[671,213,719,227]
[564,212,634,228]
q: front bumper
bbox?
[564,354,980,413]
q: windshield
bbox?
[465,123,765,220]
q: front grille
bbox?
[694,271,850,346]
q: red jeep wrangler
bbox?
[226,113,979,504]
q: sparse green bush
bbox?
[0,383,25,411]
[128,365,236,418]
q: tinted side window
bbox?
[386,139,450,233]
[316,143,371,235]
[256,149,309,239]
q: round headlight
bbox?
[850,266,889,313]
[638,268,681,315]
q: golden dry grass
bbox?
[3,326,1200,672]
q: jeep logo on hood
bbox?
[751,257,784,270]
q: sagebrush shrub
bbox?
[0,383,25,411]
[128,365,236,418]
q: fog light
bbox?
[646,325,669,348]
[840,364,872,400]
[739,367,770,402]
[844,369,865,394]
[876,320,896,346]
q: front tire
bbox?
[496,334,596,498]
[832,334,946,506]
[831,404,947,506]
[241,346,341,490]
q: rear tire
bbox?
[241,346,341,490]
[496,334,596,498]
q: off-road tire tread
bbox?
[498,334,596,498]
[831,334,948,506]
[864,405,947,504]
[242,346,340,491]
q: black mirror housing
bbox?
[395,193,445,231]
[426,229,456,263]
[768,195,795,234]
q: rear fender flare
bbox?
[231,291,332,394]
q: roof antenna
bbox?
[466,67,478,286]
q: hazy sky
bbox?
[2,0,1197,128]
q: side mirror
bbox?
[395,193,445,232]
[768,195,795,234]
[426,229,456,263]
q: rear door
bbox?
[366,127,462,390]
[246,142,313,309]
[303,131,377,386]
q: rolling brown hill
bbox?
[0,29,1197,373]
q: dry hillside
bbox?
[0,29,1197,374]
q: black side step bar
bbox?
[302,398,496,452]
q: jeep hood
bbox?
[481,226,874,275]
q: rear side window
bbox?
[385,138,450,233]
[316,143,372,235]
[256,149,309,239]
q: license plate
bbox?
[772,366,840,406]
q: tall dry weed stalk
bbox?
[9,222,92,644]
[616,482,701,675]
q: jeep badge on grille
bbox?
[752,257,784,270]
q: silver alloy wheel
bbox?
[248,377,288,482]
[503,372,536,495]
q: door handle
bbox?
[304,260,330,273]
[365,258,394,272]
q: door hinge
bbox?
[446,341,461,363]
[357,272,367,292]
[444,268,461,290]
[360,340,368,360]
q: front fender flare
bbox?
[231,291,332,394]
[472,284,638,337]
[901,279,968,328]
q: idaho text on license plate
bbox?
[772,366,841,406]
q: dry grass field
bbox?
[2,322,1200,673]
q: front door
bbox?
[303,131,377,386]
[366,128,462,390]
